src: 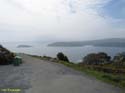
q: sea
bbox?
[1,42,125,63]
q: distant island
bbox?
[17,45,32,48]
[48,38,125,47]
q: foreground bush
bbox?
[57,52,69,62]
[113,52,125,67]
[0,45,15,65]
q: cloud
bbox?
[5,0,25,10]
[0,0,124,42]
[4,0,31,14]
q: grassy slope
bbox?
[58,61,125,88]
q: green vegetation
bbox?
[57,61,125,88]
[113,52,125,68]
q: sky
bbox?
[0,0,125,42]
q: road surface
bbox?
[0,54,124,93]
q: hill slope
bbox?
[48,38,125,47]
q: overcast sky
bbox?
[0,0,125,42]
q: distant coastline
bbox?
[48,38,125,47]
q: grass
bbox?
[58,61,125,88]
[31,55,125,88]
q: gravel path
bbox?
[0,54,124,93]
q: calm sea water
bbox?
[1,42,125,63]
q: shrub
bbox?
[83,52,111,65]
[113,52,125,67]
[57,52,69,62]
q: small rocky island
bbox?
[17,45,32,48]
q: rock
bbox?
[0,45,15,65]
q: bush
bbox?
[113,52,125,67]
[57,52,69,62]
[83,52,111,65]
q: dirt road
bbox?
[0,54,124,93]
